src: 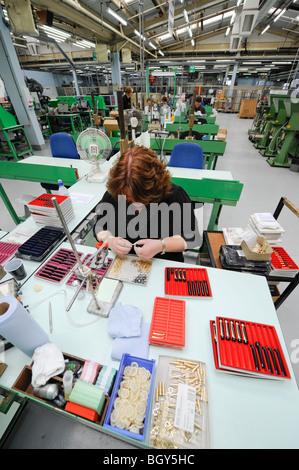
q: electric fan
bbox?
[123,109,146,140]
[76,127,112,183]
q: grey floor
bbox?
[1,113,299,447]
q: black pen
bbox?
[255,342,265,369]
[268,347,280,375]
[262,346,273,373]
[250,344,260,371]
[274,348,286,376]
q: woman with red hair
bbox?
[94,146,199,262]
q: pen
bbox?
[49,301,53,334]
[268,347,279,375]
[274,348,286,376]
[250,344,260,371]
[255,342,265,369]
[262,346,273,373]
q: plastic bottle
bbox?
[63,370,73,400]
[58,179,70,196]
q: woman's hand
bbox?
[134,239,162,260]
[96,230,131,256]
[108,237,132,256]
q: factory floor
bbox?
[1,112,299,448]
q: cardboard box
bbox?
[104,119,119,132]
[217,128,227,141]
[110,110,119,118]
[238,99,258,118]
[241,236,273,261]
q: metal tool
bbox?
[51,197,107,313]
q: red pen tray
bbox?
[271,247,299,270]
[165,267,212,297]
[149,297,186,349]
[210,316,291,380]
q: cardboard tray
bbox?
[241,236,273,261]
[12,352,110,426]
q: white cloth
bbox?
[31,343,65,387]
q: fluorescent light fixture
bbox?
[183,9,189,23]
[203,11,233,27]
[80,40,95,47]
[272,61,292,64]
[274,8,286,22]
[177,24,196,35]
[237,0,242,5]
[188,26,192,38]
[44,33,65,42]
[187,59,205,63]
[75,42,87,48]
[134,29,146,41]
[225,27,230,36]
[261,25,270,34]
[216,59,233,62]
[158,49,164,56]
[107,7,128,26]
[230,11,236,25]
[40,25,71,38]
[158,32,172,41]
[242,61,262,64]
[149,41,157,49]
[191,38,195,46]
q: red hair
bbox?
[107,146,173,205]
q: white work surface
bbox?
[18,155,107,181]
[1,241,299,449]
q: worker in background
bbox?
[186,96,206,118]
[144,97,152,115]
[94,146,200,262]
[122,86,133,109]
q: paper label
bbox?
[174,384,196,433]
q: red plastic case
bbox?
[149,296,186,348]
[210,316,291,380]
[165,267,212,297]
[271,247,299,271]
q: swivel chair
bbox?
[41,133,79,192]
[168,142,204,169]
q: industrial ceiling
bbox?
[2,0,299,84]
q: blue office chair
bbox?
[49,133,80,159]
[168,142,204,169]
[41,133,79,192]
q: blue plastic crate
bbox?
[103,353,155,441]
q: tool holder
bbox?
[210,316,291,380]
[165,267,212,297]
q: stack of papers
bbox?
[27,193,74,227]
[249,213,284,244]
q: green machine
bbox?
[0,106,33,161]
[255,94,289,151]
[266,98,299,168]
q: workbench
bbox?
[46,113,83,141]
[0,165,299,449]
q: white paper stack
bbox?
[249,212,284,245]
[27,194,74,227]
[222,227,245,245]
